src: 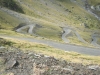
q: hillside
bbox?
[0,0,100,47]
[0,0,100,75]
[0,0,100,46]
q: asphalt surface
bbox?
[0,35,100,56]
[16,24,36,34]
[62,28,71,43]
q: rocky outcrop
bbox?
[90,5,100,11]
[0,47,100,75]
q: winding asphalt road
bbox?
[91,34,100,48]
[28,24,36,34]
[62,28,71,43]
[16,24,36,34]
[16,25,100,49]
[0,35,100,56]
[62,27,88,44]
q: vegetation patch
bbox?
[0,0,24,13]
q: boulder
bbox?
[6,58,18,69]
[87,65,100,70]
[7,73,14,75]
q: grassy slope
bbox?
[0,0,100,45]
[0,10,21,29]
[20,0,100,42]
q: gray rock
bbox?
[87,65,100,70]
[0,46,6,53]
[6,58,18,69]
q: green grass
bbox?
[67,36,94,48]
[78,29,92,43]
[0,10,21,29]
[0,29,23,36]
[0,29,39,40]
[97,38,100,45]
[34,23,62,42]
[35,28,61,40]
[0,29,63,43]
